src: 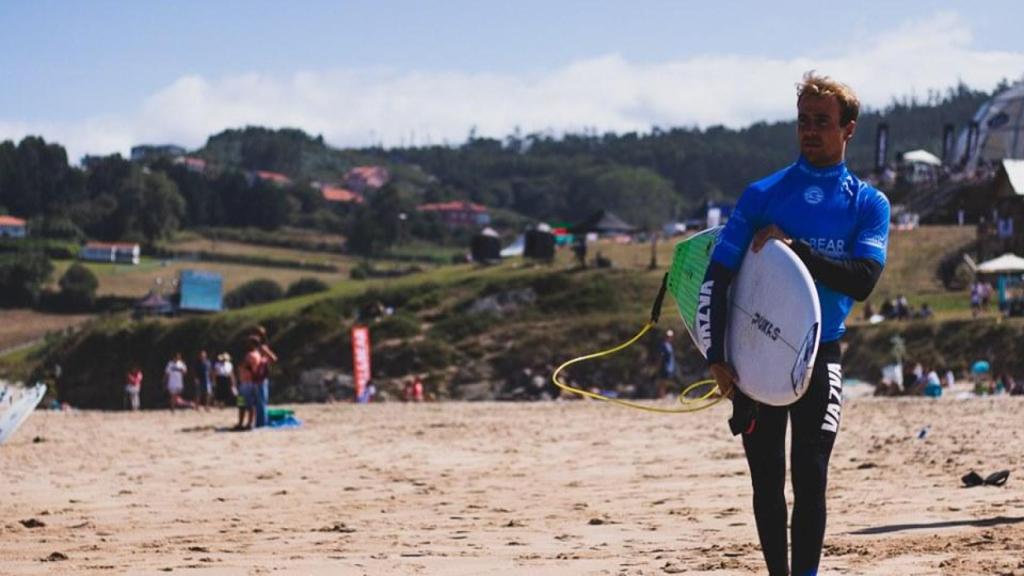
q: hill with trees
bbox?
[0,80,1002,263]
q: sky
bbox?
[2,0,1023,162]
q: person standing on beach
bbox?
[213,352,236,407]
[700,72,890,576]
[164,352,189,411]
[654,329,677,399]
[193,350,213,410]
[251,326,277,428]
[124,365,143,411]
[235,336,262,430]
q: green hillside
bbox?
[11,224,1009,410]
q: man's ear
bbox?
[843,119,857,142]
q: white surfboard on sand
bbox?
[0,383,47,445]
[668,227,820,406]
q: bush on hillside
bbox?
[286,277,330,298]
[223,278,283,309]
[428,312,499,342]
[372,312,421,340]
[0,249,53,307]
[58,263,99,309]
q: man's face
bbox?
[797,95,855,166]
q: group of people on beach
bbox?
[122,326,278,431]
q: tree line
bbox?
[0,80,1002,259]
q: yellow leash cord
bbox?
[549,274,724,414]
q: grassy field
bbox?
[2,225,985,389]
[167,237,350,268]
[0,310,92,353]
[564,225,979,320]
[48,257,352,297]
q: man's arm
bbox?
[260,345,278,364]
[752,225,883,301]
[788,241,882,301]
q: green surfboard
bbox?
[666,226,722,356]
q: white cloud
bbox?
[1,11,1022,163]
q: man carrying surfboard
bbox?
[701,72,890,576]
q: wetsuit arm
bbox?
[702,261,735,365]
[789,240,883,301]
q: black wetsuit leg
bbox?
[741,340,843,576]
[790,340,843,576]
[742,401,789,575]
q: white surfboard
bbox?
[0,383,47,445]
[726,240,820,406]
[669,228,820,406]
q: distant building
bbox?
[318,183,364,204]
[246,170,293,187]
[81,242,140,265]
[343,166,390,193]
[417,201,491,227]
[174,156,207,174]
[0,215,27,238]
[130,144,187,163]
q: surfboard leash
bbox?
[550,273,724,414]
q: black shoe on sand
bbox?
[961,471,984,487]
[984,470,1009,487]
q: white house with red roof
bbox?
[318,183,364,204]
[81,242,140,265]
[343,166,390,193]
[417,201,491,227]
[247,170,293,187]
[174,156,207,174]
[0,215,27,238]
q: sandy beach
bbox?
[2,397,1022,575]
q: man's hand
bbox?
[751,224,792,253]
[709,362,739,399]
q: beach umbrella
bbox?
[971,360,991,374]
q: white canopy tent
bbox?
[975,253,1024,274]
[902,149,942,166]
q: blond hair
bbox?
[797,71,860,126]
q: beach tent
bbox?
[135,290,174,316]
[568,210,637,235]
[524,228,555,261]
[957,81,1024,170]
[179,270,223,312]
[975,253,1024,274]
[902,149,942,166]
[470,227,501,263]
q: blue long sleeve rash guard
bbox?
[707,156,890,346]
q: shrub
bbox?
[286,277,330,298]
[0,249,53,307]
[58,263,99,309]
[428,312,499,342]
[223,278,283,309]
[373,312,421,340]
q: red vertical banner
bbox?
[351,325,372,402]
